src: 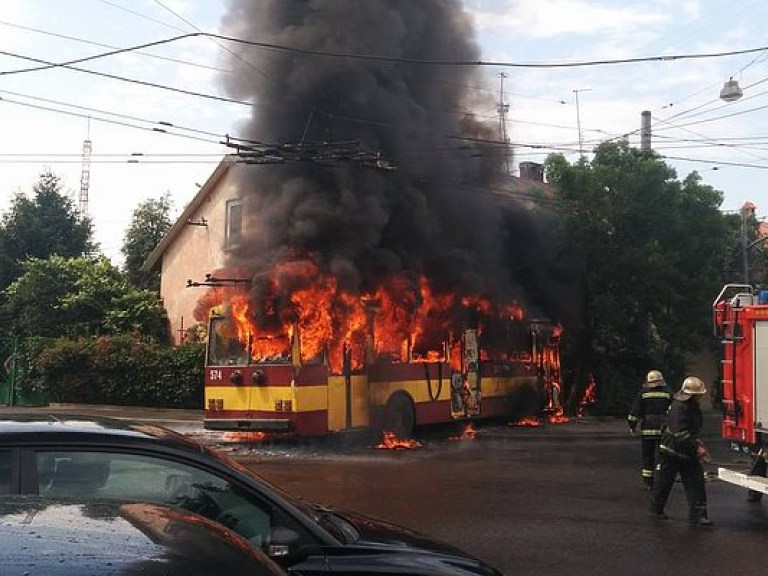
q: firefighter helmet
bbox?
[645,370,665,386]
[678,376,707,400]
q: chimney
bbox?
[519,162,544,182]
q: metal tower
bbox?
[79,122,92,216]
[496,72,511,175]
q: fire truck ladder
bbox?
[720,310,741,425]
[713,284,753,426]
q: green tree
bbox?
[0,171,94,291]
[121,194,173,290]
[545,141,732,413]
[1,255,169,341]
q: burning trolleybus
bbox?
[201,265,562,438]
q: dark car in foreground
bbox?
[0,495,287,575]
[0,415,502,576]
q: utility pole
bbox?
[641,110,652,150]
[497,72,511,175]
[742,203,751,284]
[573,89,591,158]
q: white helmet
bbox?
[645,370,665,386]
[677,376,707,400]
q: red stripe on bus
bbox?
[205,365,327,387]
[204,409,328,436]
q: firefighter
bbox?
[627,369,672,489]
[649,376,713,527]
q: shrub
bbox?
[15,335,204,408]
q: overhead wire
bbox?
[151,0,271,82]
[95,0,188,33]
[4,20,768,174]
[3,30,768,77]
[0,48,251,106]
[0,19,232,73]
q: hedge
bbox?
[15,335,205,409]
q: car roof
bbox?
[0,495,287,576]
[0,414,204,452]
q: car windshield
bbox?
[198,444,315,513]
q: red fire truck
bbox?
[201,277,562,438]
[712,283,768,494]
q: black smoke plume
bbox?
[218,0,558,314]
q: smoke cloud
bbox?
[218,0,551,311]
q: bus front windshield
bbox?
[207,316,250,366]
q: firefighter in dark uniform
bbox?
[649,376,713,527]
[627,370,672,488]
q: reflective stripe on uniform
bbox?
[642,469,653,478]
[641,391,672,400]
[641,429,663,436]
[659,443,688,459]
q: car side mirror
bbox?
[267,527,301,557]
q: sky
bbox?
[1,0,768,265]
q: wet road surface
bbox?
[2,405,765,575]
[223,420,768,576]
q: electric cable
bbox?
[0,48,251,105]
[0,19,232,73]
[3,30,768,77]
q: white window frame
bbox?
[225,198,243,249]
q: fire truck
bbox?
[202,290,562,438]
[712,283,768,495]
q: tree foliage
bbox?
[1,255,170,341]
[545,141,733,413]
[16,336,203,408]
[121,194,173,290]
[0,171,93,291]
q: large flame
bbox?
[197,260,536,374]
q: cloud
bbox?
[473,0,669,39]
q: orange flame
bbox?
[512,416,543,427]
[547,408,570,424]
[197,260,542,375]
[375,431,422,449]
[449,422,477,440]
[222,431,268,442]
[575,375,597,418]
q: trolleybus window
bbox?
[208,316,251,366]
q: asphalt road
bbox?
[3,404,765,575]
[223,419,768,576]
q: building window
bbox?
[225,199,243,249]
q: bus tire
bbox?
[383,393,415,439]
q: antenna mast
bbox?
[497,72,511,175]
[79,118,92,216]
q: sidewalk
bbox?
[0,402,204,434]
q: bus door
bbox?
[450,329,481,418]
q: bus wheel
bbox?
[384,393,415,439]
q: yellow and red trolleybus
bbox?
[199,265,562,437]
[203,296,561,438]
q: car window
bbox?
[36,450,275,547]
[0,450,11,494]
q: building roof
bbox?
[141,156,234,272]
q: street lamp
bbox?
[720,78,743,102]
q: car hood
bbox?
[314,509,502,576]
[338,509,471,556]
